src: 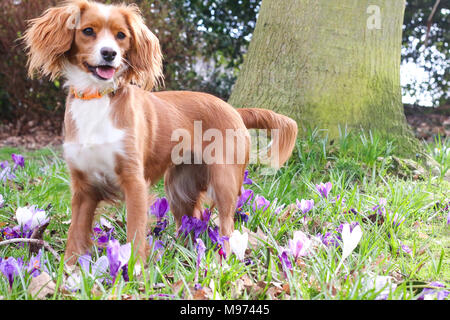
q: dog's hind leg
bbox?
[208,164,245,257]
[164,163,209,232]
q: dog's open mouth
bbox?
[85,62,116,80]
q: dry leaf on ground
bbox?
[28,272,56,299]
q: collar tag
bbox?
[70,87,115,100]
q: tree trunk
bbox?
[229,0,420,155]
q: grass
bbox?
[0,129,449,300]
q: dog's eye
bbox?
[82,27,94,36]
[117,32,126,40]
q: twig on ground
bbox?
[0,238,60,261]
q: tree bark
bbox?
[229,0,420,155]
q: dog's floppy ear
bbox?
[122,4,164,91]
[23,1,83,80]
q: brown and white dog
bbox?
[23,0,298,264]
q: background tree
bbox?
[229,0,421,155]
[402,0,449,106]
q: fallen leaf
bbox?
[295,258,307,270]
[266,286,282,300]
[241,274,253,290]
[231,278,245,299]
[418,232,428,239]
[365,213,385,226]
[417,244,430,256]
[278,203,298,223]
[242,226,267,250]
[28,272,56,299]
[282,283,290,295]
[171,280,184,296]
[192,287,212,300]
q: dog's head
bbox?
[23,0,163,91]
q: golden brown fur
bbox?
[23,0,298,265]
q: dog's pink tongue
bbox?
[96,66,115,80]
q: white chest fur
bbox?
[63,96,125,185]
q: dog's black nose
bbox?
[100,47,117,62]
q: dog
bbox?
[23,0,298,265]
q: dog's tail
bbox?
[237,108,298,168]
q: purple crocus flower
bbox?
[178,216,208,239]
[318,231,340,248]
[372,198,387,216]
[316,182,332,198]
[149,236,164,252]
[0,160,8,169]
[92,225,115,248]
[0,257,23,289]
[243,170,253,185]
[150,197,169,220]
[447,209,450,226]
[178,210,210,239]
[202,208,211,223]
[400,244,412,256]
[236,188,254,209]
[207,226,229,259]
[331,195,346,205]
[296,199,314,214]
[27,249,46,277]
[153,219,168,236]
[418,282,450,300]
[11,154,25,169]
[148,236,165,261]
[343,208,358,215]
[336,221,360,233]
[69,254,109,287]
[195,238,206,281]
[288,231,311,259]
[252,195,270,212]
[278,250,292,277]
[391,213,405,227]
[207,226,221,245]
[273,202,285,215]
[236,209,250,223]
[106,239,131,283]
[195,219,209,239]
[1,226,21,240]
[179,215,195,237]
[0,166,16,183]
[0,194,4,208]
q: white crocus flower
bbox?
[30,210,48,229]
[16,207,34,226]
[229,230,248,261]
[341,223,362,261]
[16,206,48,229]
[363,273,397,300]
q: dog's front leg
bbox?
[121,175,149,263]
[65,188,99,265]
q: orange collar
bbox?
[70,87,115,100]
